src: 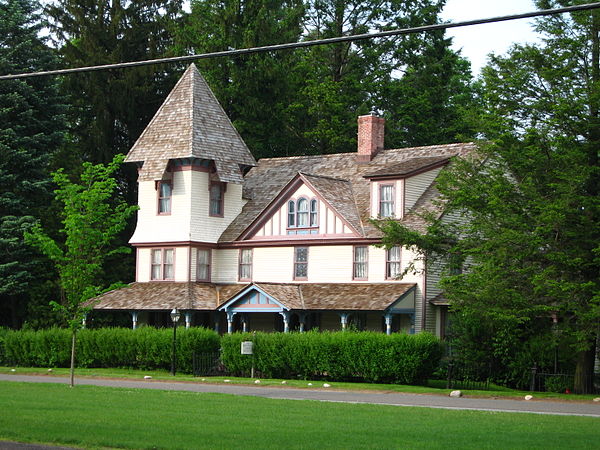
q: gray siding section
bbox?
[404,167,442,213]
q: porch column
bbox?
[82,313,88,329]
[409,313,415,334]
[339,312,349,330]
[279,311,290,333]
[184,311,192,329]
[298,312,307,333]
[226,311,236,334]
[384,313,393,335]
[131,311,138,330]
[241,314,248,333]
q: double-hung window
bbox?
[379,184,394,218]
[353,246,368,280]
[158,181,172,214]
[239,249,252,281]
[196,249,210,281]
[386,246,401,279]
[209,182,224,217]
[294,247,308,279]
[151,248,174,280]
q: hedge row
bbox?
[1,327,220,373]
[1,328,442,383]
[221,331,443,384]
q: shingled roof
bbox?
[220,142,476,241]
[125,64,256,183]
[91,282,415,312]
[91,282,246,310]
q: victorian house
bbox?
[93,64,475,336]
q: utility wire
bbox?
[2,2,600,80]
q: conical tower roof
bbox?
[126,64,256,183]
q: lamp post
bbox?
[170,308,181,376]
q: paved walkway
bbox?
[1,374,599,417]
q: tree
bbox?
[26,155,138,386]
[293,0,478,154]
[45,0,184,166]
[0,0,68,328]
[175,0,306,158]
[378,0,599,393]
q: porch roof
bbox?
[90,282,416,312]
[90,282,246,311]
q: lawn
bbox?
[0,381,598,449]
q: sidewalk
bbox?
[1,373,599,417]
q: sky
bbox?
[440,0,541,75]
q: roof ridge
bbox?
[299,172,350,183]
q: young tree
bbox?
[26,155,137,387]
[378,0,600,393]
[0,0,67,328]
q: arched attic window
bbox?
[287,197,319,235]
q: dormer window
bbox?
[287,197,319,235]
[379,184,394,218]
[209,181,224,217]
[158,181,172,214]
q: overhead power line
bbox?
[2,2,600,80]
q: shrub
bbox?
[2,327,220,373]
[221,331,443,384]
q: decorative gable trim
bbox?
[218,284,289,312]
[237,173,361,241]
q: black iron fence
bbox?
[192,351,224,377]
[445,359,492,391]
[529,366,599,394]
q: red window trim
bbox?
[157,181,172,216]
[352,245,368,281]
[238,248,253,282]
[150,248,175,281]
[293,246,308,280]
[209,181,226,218]
[385,246,401,280]
[379,182,395,218]
[196,247,211,282]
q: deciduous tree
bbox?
[26,155,137,386]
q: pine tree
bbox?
[0,0,67,327]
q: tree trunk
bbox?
[69,328,77,388]
[573,342,596,394]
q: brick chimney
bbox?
[357,112,385,163]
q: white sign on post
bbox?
[241,341,253,355]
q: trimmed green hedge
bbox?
[2,327,220,373]
[1,328,442,383]
[221,331,443,384]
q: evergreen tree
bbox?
[45,0,185,166]
[176,0,306,158]
[0,0,67,328]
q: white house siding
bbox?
[189,171,245,243]
[404,167,442,213]
[175,246,189,281]
[211,248,241,283]
[252,247,295,282]
[137,248,151,281]
[130,171,192,244]
[308,246,353,282]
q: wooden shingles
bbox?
[125,64,256,182]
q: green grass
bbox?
[1,366,597,402]
[0,381,598,449]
